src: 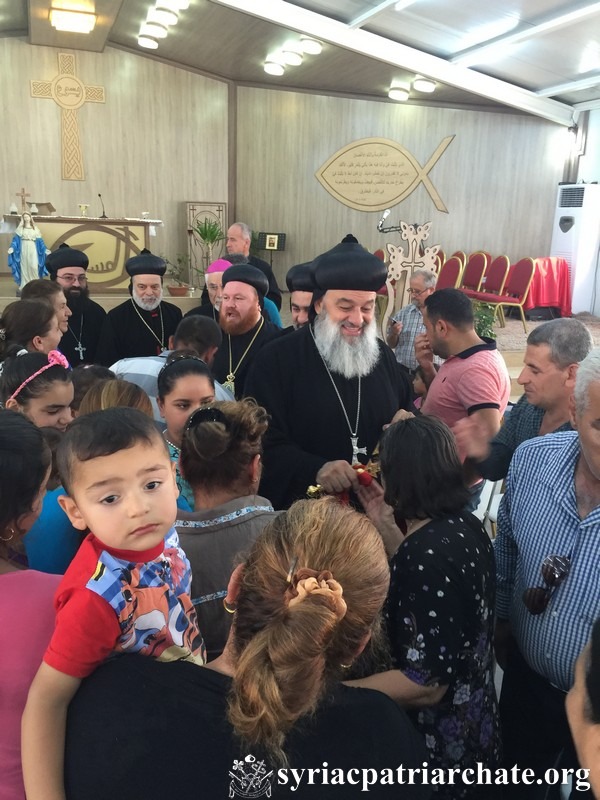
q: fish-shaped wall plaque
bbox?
[315,136,454,213]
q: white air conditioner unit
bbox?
[550,183,600,315]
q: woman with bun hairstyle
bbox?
[0,411,59,799]
[0,300,62,358]
[156,352,216,509]
[176,399,277,659]
[64,498,431,799]
[0,351,73,431]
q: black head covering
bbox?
[286,262,315,293]
[311,234,387,294]
[222,264,269,299]
[125,248,166,278]
[588,616,600,724]
[45,243,89,277]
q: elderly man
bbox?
[455,318,593,480]
[226,222,282,309]
[95,249,182,366]
[211,264,282,398]
[285,261,313,330]
[245,235,413,509]
[41,243,106,365]
[110,315,233,422]
[495,348,600,796]
[385,267,441,375]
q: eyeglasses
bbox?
[406,288,427,296]
[522,554,570,615]
[58,275,87,285]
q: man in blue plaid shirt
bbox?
[386,268,442,375]
[495,348,600,797]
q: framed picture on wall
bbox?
[257,232,286,252]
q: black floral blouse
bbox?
[385,514,502,799]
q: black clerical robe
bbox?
[61,298,106,366]
[244,325,413,509]
[212,318,282,399]
[183,303,217,321]
[95,298,182,366]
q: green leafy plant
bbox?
[163,253,190,286]
[472,300,497,340]
[194,218,225,262]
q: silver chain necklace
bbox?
[309,325,366,465]
[67,314,85,360]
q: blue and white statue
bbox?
[7,213,49,289]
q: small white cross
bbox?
[75,341,86,360]
[351,435,367,465]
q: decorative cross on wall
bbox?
[30,52,106,181]
[15,187,30,213]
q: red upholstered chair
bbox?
[435,256,464,290]
[450,250,467,267]
[468,258,536,332]
[462,255,509,299]
[459,252,487,292]
[437,248,446,266]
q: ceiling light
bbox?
[264,61,285,76]
[388,87,409,101]
[154,0,186,9]
[281,48,303,66]
[49,9,96,33]
[140,21,168,38]
[299,36,322,55]
[413,77,436,93]
[138,35,159,49]
[153,5,179,26]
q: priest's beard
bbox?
[64,285,90,311]
[313,309,379,379]
[132,287,163,311]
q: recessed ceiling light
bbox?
[153,5,179,26]
[389,87,409,101]
[140,21,168,38]
[264,61,285,76]
[413,77,436,93]
[138,35,159,49]
[299,36,322,55]
[281,48,303,66]
[49,9,96,33]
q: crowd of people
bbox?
[0,222,599,800]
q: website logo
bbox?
[229,754,273,798]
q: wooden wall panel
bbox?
[0,38,228,276]
[235,88,566,286]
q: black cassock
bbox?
[95,298,182,366]
[245,325,413,509]
[212,318,282,399]
[61,298,106,367]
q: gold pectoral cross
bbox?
[223,374,236,395]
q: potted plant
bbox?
[472,300,497,340]
[164,253,191,297]
[192,218,225,287]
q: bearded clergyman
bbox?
[245,234,413,509]
[95,249,182,366]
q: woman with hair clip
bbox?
[356,414,500,799]
[64,498,431,799]
[156,352,216,509]
[0,411,59,799]
[0,300,62,358]
[78,378,153,418]
[176,399,278,660]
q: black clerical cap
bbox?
[589,618,600,723]
[222,264,269,299]
[125,248,166,278]
[286,262,314,293]
[45,243,89,276]
[311,234,387,294]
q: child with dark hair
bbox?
[0,350,73,431]
[157,352,216,509]
[22,407,205,800]
[70,364,115,415]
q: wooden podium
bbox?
[2,215,162,292]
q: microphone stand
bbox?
[98,194,108,219]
